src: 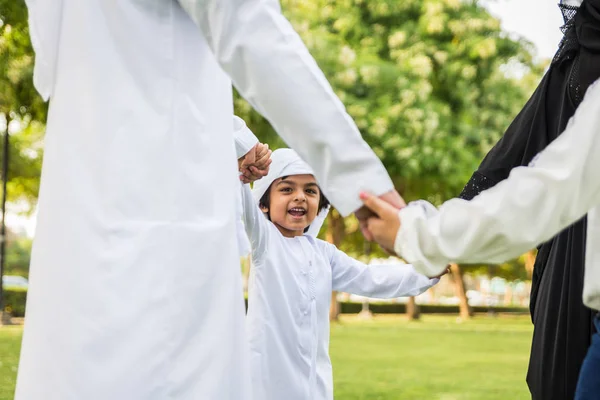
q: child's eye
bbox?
[280,187,293,193]
[306,189,318,195]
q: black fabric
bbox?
[458,2,600,399]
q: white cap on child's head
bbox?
[251,148,329,237]
[252,148,314,204]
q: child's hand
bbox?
[238,143,272,184]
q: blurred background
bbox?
[0,0,569,398]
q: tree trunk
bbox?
[326,209,345,322]
[0,115,9,323]
[504,284,513,306]
[525,250,536,279]
[451,263,473,319]
[329,291,340,321]
[406,296,420,320]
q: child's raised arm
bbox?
[327,245,440,298]
[234,116,271,258]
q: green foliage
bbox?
[0,0,45,208]
[5,235,32,278]
[458,252,533,281]
[2,287,26,317]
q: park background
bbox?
[0,0,571,398]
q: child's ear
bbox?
[260,205,269,213]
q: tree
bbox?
[276,0,539,200]
[0,0,46,321]
[0,0,46,206]
[4,234,32,278]
[450,263,473,319]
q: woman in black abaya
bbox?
[459,2,600,399]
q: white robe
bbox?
[394,79,600,312]
[239,182,437,400]
[19,1,393,399]
[234,116,258,257]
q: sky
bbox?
[5,0,572,238]
[483,0,566,61]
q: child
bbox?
[234,118,442,400]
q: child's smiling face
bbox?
[261,174,321,237]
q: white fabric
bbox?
[305,205,330,238]
[177,0,394,216]
[234,116,259,159]
[394,79,600,311]
[19,3,249,400]
[20,1,394,399]
[234,116,258,257]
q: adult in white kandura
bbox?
[359,80,600,400]
[18,1,402,399]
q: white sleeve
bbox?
[233,122,269,256]
[233,116,258,159]
[177,0,394,216]
[329,246,438,298]
[240,183,270,258]
[394,80,600,277]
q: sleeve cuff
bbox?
[328,173,394,217]
[233,116,259,159]
[429,277,440,285]
[394,201,450,277]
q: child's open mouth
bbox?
[288,207,307,217]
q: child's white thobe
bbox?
[240,183,437,400]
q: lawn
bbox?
[330,314,533,399]
[0,326,21,400]
[0,314,533,399]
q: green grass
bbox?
[0,326,21,400]
[330,315,533,399]
[0,315,533,400]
